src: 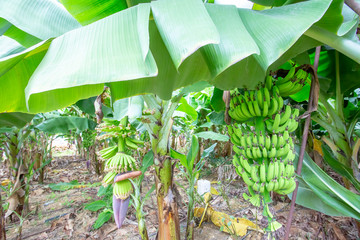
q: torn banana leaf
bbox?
[194,206,259,236]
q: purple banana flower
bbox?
[113,195,130,228]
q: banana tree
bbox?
[1,0,360,237]
[310,50,360,189]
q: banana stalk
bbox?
[143,95,181,240]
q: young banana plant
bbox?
[312,73,360,190]
[171,136,216,240]
[141,94,182,240]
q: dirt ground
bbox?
[1,144,359,240]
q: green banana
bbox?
[240,156,252,173]
[233,145,242,155]
[268,97,279,116]
[273,86,283,109]
[279,160,285,177]
[259,183,265,193]
[268,144,277,158]
[271,133,278,148]
[241,171,254,186]
[265,134,271,149]
[257,88,264,110]
[267,160,275,182]
[277,133,285,149]
[262,100,269,117]
[247,101,256,116]
[252,182,260,191]
[231,135,241,146]
[287,118,299,132]
[262,147,268,158]
[280,105,291,125]
[253,101,262,116]
[125,138,139,150]
[240,135,247,148]
[246,148,253,159]
[263,87,271,106]
[274,160,279,179]
[251,165,260,182]
[260,163,266,183]
[266,180,275,192]
[249,90,255,101]
[285,164,295,178]
[265,76,273,91]
[276,179,296,195]
[277,66,295,85]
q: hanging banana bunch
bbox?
[228,65,307,232]
[96,116,143,228]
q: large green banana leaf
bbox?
[0,36,25,58]
[0,112,34,128]
[0,0,80,40]
[0,0,359,114]
[293,146,360,220]
[35,116,96,134]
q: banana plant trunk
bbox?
[143,95,182,240]
[0,190,5,240]
[154,155,180,240]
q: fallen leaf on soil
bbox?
[99,225,118,240]
[64,214,75,237]
[34,188,45,195]
[50,218,64,231]
[330,223,346,240]
[5,194,19,218]
[1,179,10,186]
[194,207,259,236]
[38,232,49,239]
[60,176,70,182]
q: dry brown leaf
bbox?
[194,207,259,236]
[64,218,74,237]
[5,194,19,218]
[99,225,118,240]
[38,232,49,239]
[34,188,45,196]
[60,176,70,182]
[330,223,347,240]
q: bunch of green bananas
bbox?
[96,117,144,195]
[230,127,296,163]
[96,119,144,150]
[227,72,302,202]
[228,76,283,122]
[228,69,304,231]
[275,66,309,97]
[264,105,299,133]
[229,124,296,196]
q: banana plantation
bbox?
[1,0,360,239]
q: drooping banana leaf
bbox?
[35,116,96,134]
[112,96,144,121]
[0,0,80,40]
[293,145,360,220]
[59,0,128,26]
[0,36,25,58]
[1,0,359,115]
[0,112,34,128]
[195,131,229,142]
[321,143,360,192]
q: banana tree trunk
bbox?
[0,190,5,240]
[143,95,182,240]
[154,155,180,240]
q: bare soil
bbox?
[1,146,358,240]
